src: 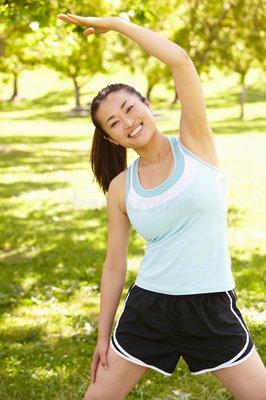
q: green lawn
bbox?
[0,67,265,399]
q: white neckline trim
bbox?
[128,153,197,208]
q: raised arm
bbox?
[58,14,221,169]
[57,14,187,66]
[110,17,221,169]
[170,56,221,169]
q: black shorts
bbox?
[110,283,255,376]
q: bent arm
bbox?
[98,267,127,339]
[111,18,219,165]
[111,17,187,67]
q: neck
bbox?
[136,131,170,166]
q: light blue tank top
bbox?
[125,135,235,295]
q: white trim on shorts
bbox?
[109,284,173,377]
[191,290,256,375]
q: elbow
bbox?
[170,50,190,67]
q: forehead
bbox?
[97,90,138,124]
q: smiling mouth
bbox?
[128,123,143,138]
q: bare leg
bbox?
[211,347,266,400]
[83,345,149,400]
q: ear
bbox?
[105,136,119,145]
[144,99,150,108]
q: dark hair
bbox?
[90,83,147,195]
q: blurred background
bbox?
[0,1,265,399]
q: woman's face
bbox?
[96,90,156,147]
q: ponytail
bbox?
[90,126,127,196]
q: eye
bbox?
[110,105,134,128]
[127,105,134,113]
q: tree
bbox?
[0,0,114,107]
[215,0,265,119]
[106,0,182,102]
[172,0,265,119]
[0,0,56,101]
[0,26,42,102]
[36,24,107,111]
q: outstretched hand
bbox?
[57,13,116,35]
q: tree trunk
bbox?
[73,77,82,111]
[7,72,19,102]
[146,83,154,101]
[238,70,247,120]
[239,85,248,120]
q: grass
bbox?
[0,66,265,399]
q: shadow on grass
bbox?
[154,81,266,111]
[231,251,266,301]
[0,204,144,315]
[0,147,90,173]
[0,325,97,400]
[0,90,73,112]
[0,136,88,145]
[165,116,266,136]
[7,111,91,121]
[212,117,266,134]
[0,181,69,199]
[206,83,266,109]
[0,81,265,123]
[0,89,93,121]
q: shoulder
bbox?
[108,168,128,215]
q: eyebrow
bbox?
[106,100,128,125]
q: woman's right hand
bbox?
[90,337,110,383]
[57,13,118,36]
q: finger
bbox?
[67,13,100,26]
[83,27,95,35]
[57,14,73,22]
[57,14,83,25]
[101,358,108,370]
[90,356,99,383]
[67,13,90,23]
[57,14,73,20]
[91,364,98,383]
[90,368,95,383]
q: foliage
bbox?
[171,0,265,117]
[0,0,265,109]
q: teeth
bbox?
[129,123,143,137]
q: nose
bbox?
[123,117,134,129]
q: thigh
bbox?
[211,348,266,400]
[83,344,149,400]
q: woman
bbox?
[57,13,266,400]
